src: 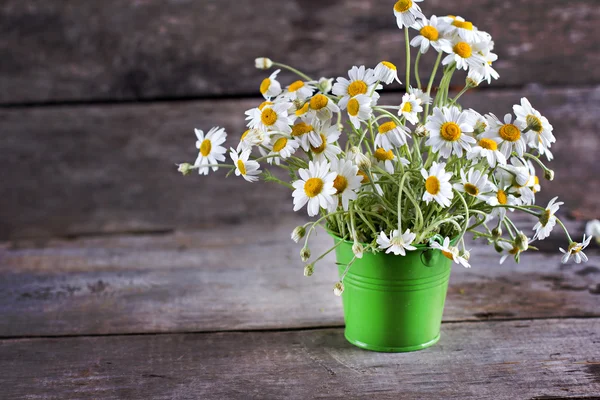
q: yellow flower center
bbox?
[440,122,462,142]
[374,148,394,161]
[453,42,473,58]
[260,78,271,95]
[499,124,521,142]
[526,114,543,133]
[357,170,369,184]
[394,0,413,13]
[310,134,328,154]
[291,122,313,137]
[381,61,397,70]
[420,25,439,41]
[237,160,246,175]
[464,183,479,196]
[304,178,324,198]
[378,121,397,134]
[310,94,329,110]
[478,138,498,150]
[272,137,288,152]
[442,250,455,260]
[533,176,540,193]
[348,80,368,97]
[425,176,441,195]
[199,139,212,157]
[295,102,309,116]
[509,246,520,255]
[333,175,348,194]
[402,101,413,113]
[452,20,474,30]
[347,98,360,117]
[497,189,508,205]
[261,108,278,126]
[259,101,273,110]
[288,80,305,92]
[241,130,250,141]
[568,242,583,253]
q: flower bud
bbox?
[333,281,345,296]
[317,77,333,94]
[544,169,555,181]
[291,226,306,243]
[304,264,314,277]
[300,247,311,262]
[177,163,193,176]
[515,232,529,252]
[352,242,364,259]
[350,147,371,170]
[492,226,502,240]
[494,242,504,253]
[254,57,273,70]
[460,249,471,261]
[414,124,429,138]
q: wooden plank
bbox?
[1,319,599,399]
[1,87,599,240]
[1,218,598,337]
[1,0,600,103]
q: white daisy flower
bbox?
[467,137,506,167]
[465,109,488,136]
[230,148,262,183]
[267,135,300,165]
[310,122,342,163]
[282,80,316,102]
[194,127,227,175]
[317,77,334,94]
[486,185,518,222]
[393,0,425,29]
[467,39,499,85]
[409,87,432,106]
[377,229,417,256]
[332,66,379,110]
[236,128,270,152]
[375,121,411,151]
[290,101,310,123]
[246,101,292,134]
[291,121,322,152]
[259,69,282,99]
[410,16,450,54]
[497,157,536,206]
[442,38,485,71]
[421,162,454,208]
[482,113,527,159]
[346,95,374,129]
[498,241,522,265]
[445,16,483,43]
[255,57,273,70]
[292,161,337,217]
[560,235,592,264]
[585,220,600,244]
[533,197,564,241]
[513,98,556,161]
[308,93,340,121]
[350,146,372,170]
[373,61,401,85]
[328,158,363,211]
[399,93,423,125]
[372,148,406,174]
[425,106,476,158]
[430,237,471,268]
[453,168,496,203]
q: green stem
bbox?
[272,62,313,82]
[556,218,574,243]
[414,51,422,90]
[424,52,443,122]
[397,174,408,230]
[404,27,411,89]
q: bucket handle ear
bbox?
[420,234,444,267]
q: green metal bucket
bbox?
[331,234,452,352]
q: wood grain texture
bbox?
[1,0,600,103]
[1,87,599,240]
[1,318,599,399]
[1,218,598,337]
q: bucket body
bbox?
[332,235,452,352]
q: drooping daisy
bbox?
[259,69,282,99]
[236,128,270,152]
[267,135,300,165]
[246,101,292,134]
[290,101,310,123]
[291,121,322,152]
[308,93,340,121]
[194,127,227,175]
[310,122,342,163]
[486,185,518,222]
[513,98,555,161]
[533,197,564,241]
[346,95,374,129]
[393,0,425,29]
[467,39,499,85]
[410,16,450,54]
[377,229,417,256]
[445,16,482,43]
[327,158,363,211]
[425,106,476,158]
[498,157,536,206]
[409,87,432,106]
[442,38,485,71]
[465,109,488,136]
[586,220,600,244]
[332,66,379,110]
[453,168,496,203]
[230,148,262,183]
[482,113,527,159]
[498,241,522,265]
[467,137,506,167]
[421,162,454,207]
[317,77,334,94]
[560,235,592,264]
[282,80,316,102]
[430,237,471,268]
[373,61,401,85]
[375,120,411,150]
[399,93,423,125]
[372,148,405,174]
[292,161,337,217]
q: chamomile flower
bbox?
[332,66,379,110]
[246,101,292,134]
[282,80,316,101]
[467,137,506,167]
[486,185,518,221]
[255,57,273,70]
[375,120,411,150]
[373,61,401,85]
[194,127,227,175]
[430,237,471,268]
[560,235,592,264]
[372,148,406,174]
[328,158,363,211]
[445,16,483,43]
[399,93,423,125]
[310,122,342,163]
[498,241,522,264]
[292,161,337,217]
[236,128,269,152]
[421,162,454,207]
[259,69,282,99]
[346,95,374,129]
[230,148,262,183]
[410,16,450,54]
[533,197,564,241]
[586,220,600,244]
[467,40,499,85]
[409,87,432,106]
[317,77,334,94]
[442,38,485,71]
[291,121,322,152]
[291,101,311,123]
[513,98,555,161]
[425,106,476,158]
[482,113,527,158]
[465,109,488,136]
[393,0,425,29]
[498,157,536,206]
[377,229,417,256]
[308,93,340,121]
[267,135,300,165]
[453,168,496,202]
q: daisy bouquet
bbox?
[178,1,590,293]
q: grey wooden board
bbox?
[1,218,598,338]
[1,318,599,399]
[1,87,599,240]
[1,0,600,103]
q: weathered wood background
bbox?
[1,1,599,398]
